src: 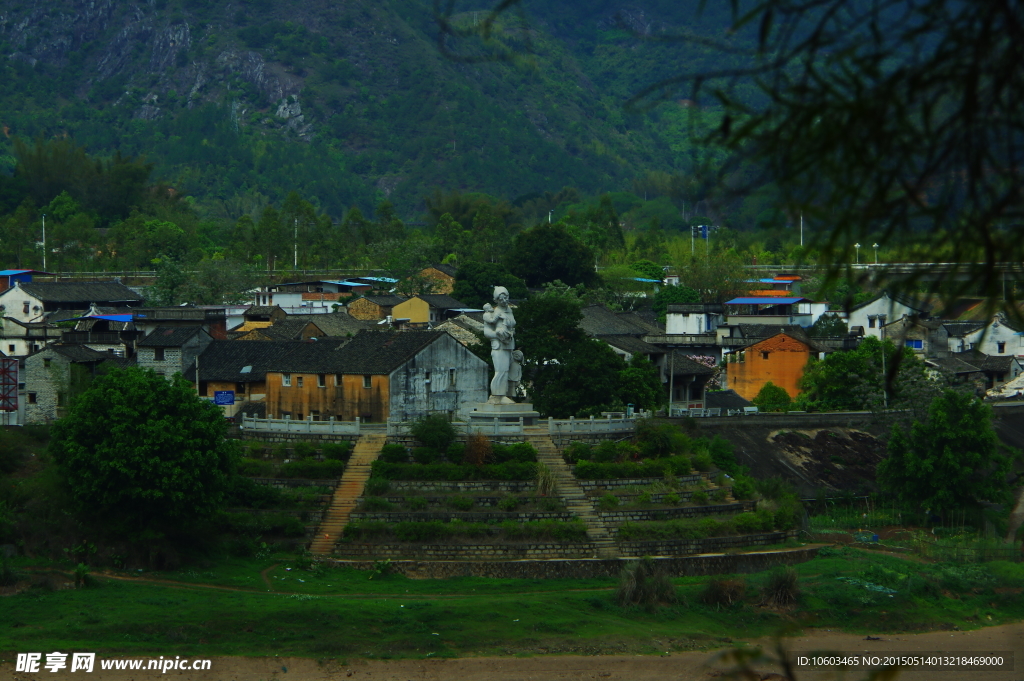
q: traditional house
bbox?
[847,291,931,339]
[133,307,228,340]
[0,317,62,357]
[234,318,325,341]
[415,264,458,294]
[724,332,825,401]
[263,330,489,423]
[57,309,143,357]
[136,327,213,379]
[666,350,717,412]
[347,295,406,321]
[187,340,312,417]
[0,269,50,293]
[436,313,485,348]
[0,281,144,323]
[881,316,939,355]
[391,294,469,326]
[304,312,374,337]
[21,344,130,423]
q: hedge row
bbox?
[617,509,777,541]
[238,458,346,479]
[369,460,537,481]
[573,455,696,479]
[342,519,588,542]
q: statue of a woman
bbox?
[482,286,516,401]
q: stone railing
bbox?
[547,414,641,435]
[241,414,361,435]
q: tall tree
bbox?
[505,223,598,287]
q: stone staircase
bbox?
[529,434,620,559]
[309,433,386,556]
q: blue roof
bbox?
[357,276,399,283]
[0,269,37,276]
[726,297,805,305]
[54,314,133,323]
[632,277,662,283]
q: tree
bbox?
[49,367,238,536]
[505,223,598,288]
[673,251,748,304]
[877,390,1016,519]
[808,313,848,338]
[630,260,663,281]
[651,284,700,323]
[452,261,529,309]
[617,354,665,412]
[751,381,791,413]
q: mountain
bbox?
[0,0,746,219]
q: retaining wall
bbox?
[686,412,874,429]
[370,495,554,507]
[617,531,793,556]
[576,475,706,491]
[376,480,538,493]
[333,542,596,560]
[349,511,576,523]
[250,477,339,488]
[324,543,820,578]
[239,431,360,445]
[598,501,754,524]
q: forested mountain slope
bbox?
[0,0,743,218]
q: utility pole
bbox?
[41,214,46,271]
[294,219,298,269]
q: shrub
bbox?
[364,477,389,495]
[226,475,283,508]
[701,578,746,609]
[732,476,756,500]
[379,443,408,463]
[711,489,728,503]
[410,413,458,451]
[598,493,620,510]
[734,509,774,533]
[664,493,681,505]
[573,455,692,480]
[636,419,690,457]
[494,442,538,463]
[406,496,428,511]
[616,557,677,609]
[292,441,317,459]
[393,521,453,542]
[412,447,440,464]
[464,433,493,466]
[498,495,518,511]
[446,442,465,464]
[446,495,474,511]
[369,460,537,481]
[761,567,800,606]
[272,443,290,459]
[0,554,18,586]
[752,381,792,413]
[635,491,652,505]
[692,453,713,472]
[754,477,795,500]
[592,440,620,463]
[563,441,592,463]
[691,491,709,505]
[536,462,557,496]
[362,497,394,511]
[238,458,276,477]
[278,460,345,479]
[537,496,562,511]
[322,442,352,461]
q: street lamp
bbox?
[873,243,879,264]
[854,243,861,264]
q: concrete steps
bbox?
[528,434,620,559]
[309,433,386,555]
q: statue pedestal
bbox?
[467,399,540,427]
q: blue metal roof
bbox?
[357,276,399,283]
[54,314,133,323]
[726,297,805,305]
[632,277,662,283]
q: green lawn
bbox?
[2,547,1023,659]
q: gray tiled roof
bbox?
[417,294,467,309]
[137,326,206,347]
[941,321,986,337]
[927,356,982,375]
[18,281,144,303]
[355,295,407,307]
[47,344,114,363]
[189,340,343,382]
[602,335,665,356]
[951,350,1018,373]
[303,313,374,336]
[580,304,653,336]
[668,351,717,376]
[705,389,752,410]
[240,318,324,340]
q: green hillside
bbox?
[0,0,745,219]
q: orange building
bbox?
[725,332,823,401]
[416,265,458,294]
[347,295,406,321]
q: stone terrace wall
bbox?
[239,431,360,445]
[349,511,576,523]
[598,501,755,525]
[577,475,705,491]
[334,543,597,560]
[617,531,793,557]
[251,477,340,488]
[324,544,820,579]
[380,480,537,493]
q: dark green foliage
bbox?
[343,519,587,542]
[506,224,598,287]
[697,435,740,476]
[731,476,756,500]
[630,260,663,281]
[452,262,529,308]
[877,390,1016,517]
[497,495,518,511]
[321,442,352,461]
[691,491,709,505]
[362,497,395,512]
[809,313,848,337]
[617,354,665,412]
[651,284,700,322]
[370,460,537,481]
[277,460,345,479]
[591,440,620,463]
[751,381,791,413]
[409,414,458,452]
[618,509,777,541]
[379,444,409,464]
[573,455,693,479]
[635,419,690,458]
[364,478,390,496]
[446,495,474,511]
[225,476,282,509]
[412,447,441,465]
[0,427,36,474]
[691,453,713,472]
[491,442,538,463]
[48,367,237,534]
[598,493,620,510]
[615,558,677,609]
[292,441,316,459]
[446,442,465,465]
[238,458,276,477]
[406,496,428,511]
[562,441,592,464]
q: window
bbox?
[905,339,923,350]
[868,317,876,328]
[296,376,304,388]
[311,410,320,421]
[449,368,456,387]
[154,347,165,361]
[7,345,13,353]
[297,413,304,421]
[23,302,29,315]
[363,375,372,388]
[335,373,342,385]
[317,374,325,388]
[761,351,770,360]
[43,358,51,368]
[27,393,36,404]
[997,341,1006,353]
[236,383,245,394]
[56,392,65,407]
[282,373,292,387]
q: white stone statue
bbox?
[482,286,517,402]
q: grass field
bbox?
[2,547,1023,660]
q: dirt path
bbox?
[7,624,1022,681]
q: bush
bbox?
[292,441,317,459]
[598,493,620,510]
[711,489,728,503]
[592,440,620,463]
[406,496,427,511]
[573,455,692,479]
[278,459,345,479]
[733,509,775,533]
[464,433,492,466]
[498,495,518,511]
[370,460,537,481]
[755,477,795,501]
[691,491,709,505]
[616,558,677,609]
[364,477,390,495]
[238,458,276,477]
[493,442,538,463]
[226,475,283,509]
[635,491,653,505]
[379,443,408,463]
[412,447,440,464]
[701,578,746,609]
[732,476,756,500]
[322,442,352,461]
[664,493,681,505]
[563,441,592,463]
[692,453,713,472]
[636,419,691,458]
[446,495,474,511]
[362,497,394,511]
[761,567,800,606]
[446,442,465,464]
[410,413,458,451]
[752,381,792,413]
